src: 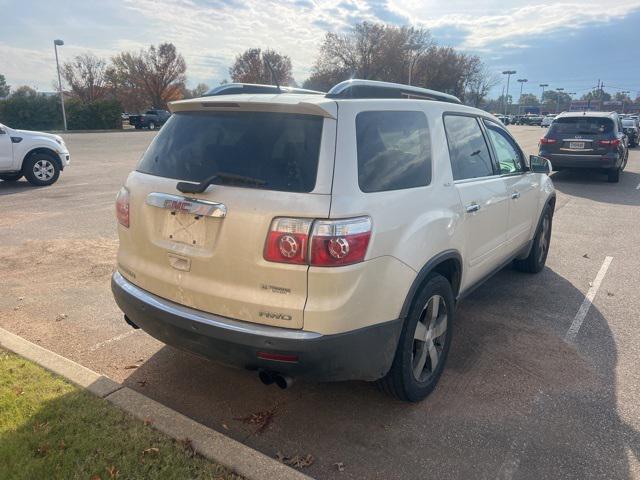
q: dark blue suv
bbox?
[539,111,628,182]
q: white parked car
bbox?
[0,123,70,186]
[111,79,556,402]
[541,115,556,128]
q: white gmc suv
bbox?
[0,123,70,186]
[112,80,555,402]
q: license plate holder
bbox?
[569,141,585,149]
[163,211,207,246]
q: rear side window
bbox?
[356,111,431,192]
[550,117,614,135]
[137,111,323,193]
[444,115,494,181]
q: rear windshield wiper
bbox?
[176,172,267,194]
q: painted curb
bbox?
[0,327,313,480]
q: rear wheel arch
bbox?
[399,250,462,321]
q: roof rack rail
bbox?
[202,83,325,97]
[326,79,461,104]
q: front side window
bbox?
[137,111,324,193]
[356,111,431,192]
[483,121,524,174]
[444,115,494,181]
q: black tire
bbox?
[514,206,552,273]
[607,168,620,183]
[23,153,60,186]
[134,125,142,130]
[377,273,454,402]
[0,173,23,182]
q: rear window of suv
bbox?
[550,117,614,135]
[356,111,431,192]
[137,111,324,193]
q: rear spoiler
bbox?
[168,99,336,119]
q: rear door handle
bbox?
[465,202,480,213]
[511,191,521,199]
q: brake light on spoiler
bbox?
[264,216,372,267]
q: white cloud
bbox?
[1,0,639,91]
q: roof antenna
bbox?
[264,58,282,92]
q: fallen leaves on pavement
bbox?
[275,452,315,469]
[234,407,277,435]
[142,447,159,455]
[334,462,345,472]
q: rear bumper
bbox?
[111,272,402,382]
[540,152,619,169]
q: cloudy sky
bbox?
[1,0,639,99]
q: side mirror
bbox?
[529,155,552,174]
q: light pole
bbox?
[53,39,67,131]
[502,70,516,115]
[621,90,630,113]
[555,87,565,114]
[539,83,549,112]
[517,78,528,115]
[566,92,576,111]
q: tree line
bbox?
[2,21,637,130]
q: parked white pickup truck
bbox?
[0,123,70,186]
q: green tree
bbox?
[581,90,611,102]
[0,74,9,98]
[519,93,539,106]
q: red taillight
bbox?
[115,186,130,228]
[540,137,556,144]
[309,217,372,267]
[264,218,312,264]
[263,216,372,267]
[599,139,620,147]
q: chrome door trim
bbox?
[146,192,227,218]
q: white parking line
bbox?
[565,256,613,343]
[88,330,137,352]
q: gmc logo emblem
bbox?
[164,199,192,212]
[259,311,293,321]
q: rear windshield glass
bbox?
[137,111,324,193]
[622,120,635,127]
[550,117,614,135]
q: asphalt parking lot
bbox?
[1,126,639,479]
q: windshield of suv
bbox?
[550,117,614,135]
[137,111,324,193]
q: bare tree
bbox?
[109,43,186,110]
[183,83,210,98]
[61,53,108,103]
[464,63,500,107]
[304,22,433,91]
[229,48,293,85]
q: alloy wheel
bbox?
[411,295,448,382]
[33,159,55,181]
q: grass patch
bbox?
[0,349,242,480]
